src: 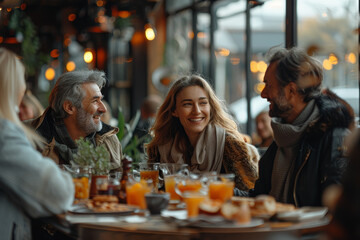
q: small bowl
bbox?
[145,193,170,215]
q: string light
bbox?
[66,61,76,72]
[45,67,55,81]
[84,49,94,63]
[144,24,156,41]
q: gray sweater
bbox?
[0,118,74,240]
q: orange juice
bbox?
[140,170,159,190]
[177,180,202,193]
[164,175,181,201]
[126,180,152,209]
[73,177,90,199]
[184,192,206,218]
[208,181,234,203]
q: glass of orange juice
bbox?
[126,179,153,209]
[139,163,160,191]
[183,191,207,218]
[208,173,235,203]
[159,163,189,203]
[175,173,205,201]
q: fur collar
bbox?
[308,92,354,134]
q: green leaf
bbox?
[117,107,125,140]
[72,137,110,175]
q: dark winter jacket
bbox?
[249,93,354,207]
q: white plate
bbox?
[276,207,328,222]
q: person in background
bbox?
[0,48,74,240]
[146,75,259,191]
[31,70,122,170]
[133,95,163,152]
[253,111,273,155]
[18,89,44,121]
[240,47,353,207]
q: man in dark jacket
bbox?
[239,47,353,207]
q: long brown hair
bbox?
[146,74,243,161]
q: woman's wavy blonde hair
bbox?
[0,48,42,147]
[146,74,243,161]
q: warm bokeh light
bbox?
[84,50,94,63]
[20,3,26,10]
[7,8,12,12]
[255,82,265,94]
[64,37,71,46]
[323,59,333,70]
[329,54,338,65]
[97,16,106,24]
[188,31,194,39]
[145,25,156,41]
[45,67,56,81]
[347,52,356,64]
[125,58,133,63]
[230,57,240,65]
[257,72,265,82]
[68,13,76,22]
[66,61,76,72]
[50,49,59,58]
[96,0,104,7]
[4,37,18,44]
[257,61,267,73]
[0,37,3,43]
[218,48,230,57]
[197,32,206,38]
[250,60,258,73]
[118,11,130,18]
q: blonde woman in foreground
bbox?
[146,74,259,190]
[0,48,74,240]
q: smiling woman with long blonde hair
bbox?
[146,74,259,190]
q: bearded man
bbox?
[31,70,122,170]
[236,47,354,207]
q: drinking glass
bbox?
[62,165,92,200]
[139,162,160,191]
[183,191,207,218]
[96,177,120,197]
[208,173,235,203]
[174,173,206,201]
[159,163,189,202]
[126,178,153,209]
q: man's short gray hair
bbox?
[49,70,106,118]
[266,47,323,102]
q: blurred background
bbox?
[0,0,359,135]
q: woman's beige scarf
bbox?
[158,124,226,173]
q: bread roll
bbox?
[231,196,255,207]
[253,195,276,214]
[199,199,222,215]
[92,195,119,203]
[220,202,251,224]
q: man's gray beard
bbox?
[269,90,292,119]
[77,107,102,135]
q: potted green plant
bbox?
[72,137,111,197]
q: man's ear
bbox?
[287,82,299,96]
[63,100,76,115]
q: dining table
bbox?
[42,203,331,240]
